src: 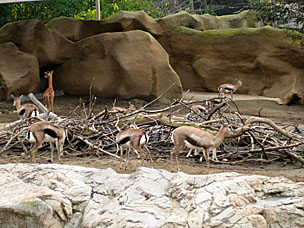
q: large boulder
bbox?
[48,10,162,42]
[193,10,262,31]
[163,26,304,104]
[0,164,304,228]
[46,17,124,42]
[54,30,182,102]
[0,42,40,100]
[0,20,74,67]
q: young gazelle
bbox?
[191,104,207,114]
[111,103,136,114]
[116,128,153,170]
[43,71,55,112]
[218,80,242,99]
[27,121,65,163]
[11,94,39,119]
[171,124,230,173]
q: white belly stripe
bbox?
[184,140,201,150]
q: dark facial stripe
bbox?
[185,135,201,147]
[27,131,30,140]
[118,136,130,145]
[44,129,58,138]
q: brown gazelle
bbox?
[43,71,55,112]
[218,80,242,99]
[111,103,136,114]
[11,94,39,119]
[116,128,152,170]
[171,124,230,173]
[27,121,65,163]
[191,104,207,114]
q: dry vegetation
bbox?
[1,89,304,174]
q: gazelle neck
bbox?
[14,99,21,110]
[212,125,227,147]
[48,75,53,89]
[236,80,242,88]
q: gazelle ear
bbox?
[10,94,15,99]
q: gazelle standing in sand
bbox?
[11,94,39,119]
[43,71,55,112]
[27,121,66,163]
[171,124,230,173]
[218,80,242,99]
[116,128,153,170]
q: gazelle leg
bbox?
[50,98,54,112]
[50,142,55,162]
[133,149,140,159]
[138,148,146,167]
[29,143,40,163]
[171,146,182,172]
[125,148,131,170]
[119,146,124,169]
[211,148,218,162]
[143,145,153,168]
[203,148,210,174]
[186,149,193,158]
[55,139,62,162]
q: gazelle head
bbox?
[44,71,54,79]
[11,94,23,107]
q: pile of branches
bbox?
[1,90,304,166]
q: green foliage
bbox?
[205,3,216,16]
[0,0,95,27]
[0,0,164,28]
[77,0,164,19]
[249,0,303,47]
[249,0,303,29]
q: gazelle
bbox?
[11,94,39,119]
[116,128,153,170]
[171,124,230,173]
[191,104,207,114]
[43,71,55,112]
[218,80,242,99]
[27,121,66,163]
[111,102,136,114]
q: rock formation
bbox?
[0,42,40,100]
[54,30,182,102]
[0,10,303,104]
[0,164,303,228]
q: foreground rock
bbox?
[0,164,303,228]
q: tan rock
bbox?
[193,10,262,31]
[48,10,162,42]
[0,19,74,67]
[166,26,304,104]
[0,42,40,100]
[54,30,182,103]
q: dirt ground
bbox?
[1,93,303,182]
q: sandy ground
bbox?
[0,93,304,182]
